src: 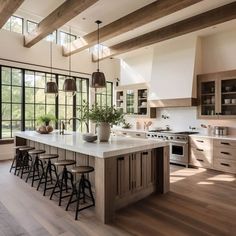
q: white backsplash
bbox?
[124,107,236,135]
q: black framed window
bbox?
[59,31,77,45]
[2,15,23,34]
[1,67,23,138]
[0,66,89,139]
[95,82,113,108]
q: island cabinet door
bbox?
[116,154,131,197]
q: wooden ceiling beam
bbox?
[0,0,24,28]
[24,0,98,48]
[97,2,236,61]
[63,0,203,56]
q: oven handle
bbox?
[169,141,188,145]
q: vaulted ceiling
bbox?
[3,0,236,59]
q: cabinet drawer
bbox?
[214,147,236,161]
[190,148,212,168]
[129,132,146,139]
[213,139,236,148]
[213,158,236,174]
[190,137,212,150]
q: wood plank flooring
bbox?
[0,161,235,236]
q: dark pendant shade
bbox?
[91,71,106,88]
[45,80,58,95]
[63,78,77,96]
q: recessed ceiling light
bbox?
[82,17,86,20]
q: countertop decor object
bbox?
[36,114,56,134]
[90,20,106,88]
[88,105,124,142]
[82,133,97,142]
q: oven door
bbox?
[169,141,188,164]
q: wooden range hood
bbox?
[149,98,198,108]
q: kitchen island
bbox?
[15,131,169,223]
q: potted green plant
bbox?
[36,114,57,134]
[76,100,90,133]
[88,105,124,142]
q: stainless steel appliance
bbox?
[146,130,198,167]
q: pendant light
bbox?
[90,20,106,88]
[63,26,77,96]
[45,35,58,95]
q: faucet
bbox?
[68,117,81,125]
[59,120,66,135]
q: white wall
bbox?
[119,48,153,85]
[201,29,236,73]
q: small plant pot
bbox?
[97,122,111,142]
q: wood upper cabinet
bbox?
[115,83,156,118]
[197,70,236,119]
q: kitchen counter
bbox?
[190,133,236,141]
[111,127,147,134]
[15,131,167,158]
[14,131,169,224]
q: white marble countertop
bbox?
[111,127,147,133]
[190,133,236,141]
[15,131,168,158]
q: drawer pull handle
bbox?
[117,157,124,161]
[142,152,148,155]
[220,163,230,167]
[221,151,230,155]
[197,158,204,162]
[221,142,230,145]
[136,134,141,136]
[123,133,127,135]
[196,140,204,143]
[196,148,204,152]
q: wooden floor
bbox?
[0,161,235,236]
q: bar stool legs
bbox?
[50,163,75,206]
[37,158,58,196]
[66,166,95,220]
[26,150,45,187]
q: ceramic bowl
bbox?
[82,133,97,142]
[224,99,231,104]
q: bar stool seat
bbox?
[10,146,31,175]
[26,149,46,187]
[71,166,94,174]
[28,149,46,155]
[19,146,35,152]
[37,154,59,196]
[66,165,95,220]
[50,159,76,206]
[54,160,76,166]
[39,154,59,160]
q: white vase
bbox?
[97,122,111,142]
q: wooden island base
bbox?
[15,134,169,223]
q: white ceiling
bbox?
[16,0,236,52]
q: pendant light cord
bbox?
[50,36,52,80]
[69,26,72,77]
[97,21,100,72]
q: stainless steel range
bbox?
[146,130,198,167]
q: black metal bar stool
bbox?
[26,149,45,187]
[17,146,35,178]
[66,166,95,220]
[37,153,59,196]
[9,146,30,175]
[50,159,76,206]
